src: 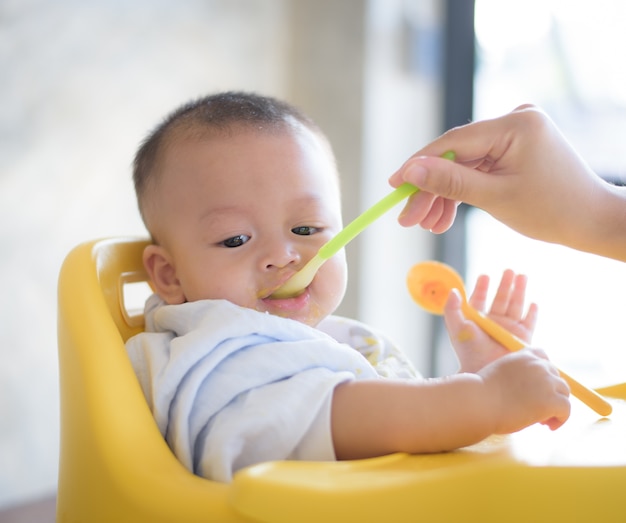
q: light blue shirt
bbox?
[126,295,419,482]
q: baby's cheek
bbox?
[324,258,348,302]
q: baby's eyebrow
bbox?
[293,195,326,206]
[198,206,242,224]
[198,194,330,226]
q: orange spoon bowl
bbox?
[406,260,466,314]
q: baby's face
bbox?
[149,125,347,326]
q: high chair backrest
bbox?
[92,237,149,341]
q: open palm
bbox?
[445,270,538,373]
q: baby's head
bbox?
[133,91,347,326]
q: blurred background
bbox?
[1,0,625,517]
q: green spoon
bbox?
[271,151,456,298]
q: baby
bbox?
[126,91,570,482]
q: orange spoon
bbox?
[407,260,612,417]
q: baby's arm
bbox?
[445,270,538,373]
[330,348,570,460]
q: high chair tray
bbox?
[231,382,626,523]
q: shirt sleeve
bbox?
[194,368,355,482]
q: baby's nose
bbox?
[262,241,301,270]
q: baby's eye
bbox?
[221,234,250,248]
[291,226,320,236]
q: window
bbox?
[457,0,626,387]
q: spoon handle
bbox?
[318,183,418,260]
[556,369,613,417]
[463,305,613,417]
[318,150,457,260]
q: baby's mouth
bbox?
[258,275,304,300]
[261,286,306,301]
[261,287,310,312]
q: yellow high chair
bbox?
[57,237,626,523]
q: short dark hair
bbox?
[133,91,328,229]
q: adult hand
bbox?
[390,105,626,261]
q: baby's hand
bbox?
[470,270,537,343]
[445,270,538,373]
[478,348,571,432]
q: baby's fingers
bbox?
[534,351,571,430]
[521,302,539,333]
[526,346,551,362]
[489,269,517,317]
[443,289,470,336]
[541,388,571,431]
[467,274,490,312]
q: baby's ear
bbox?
[143,244,185,304]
